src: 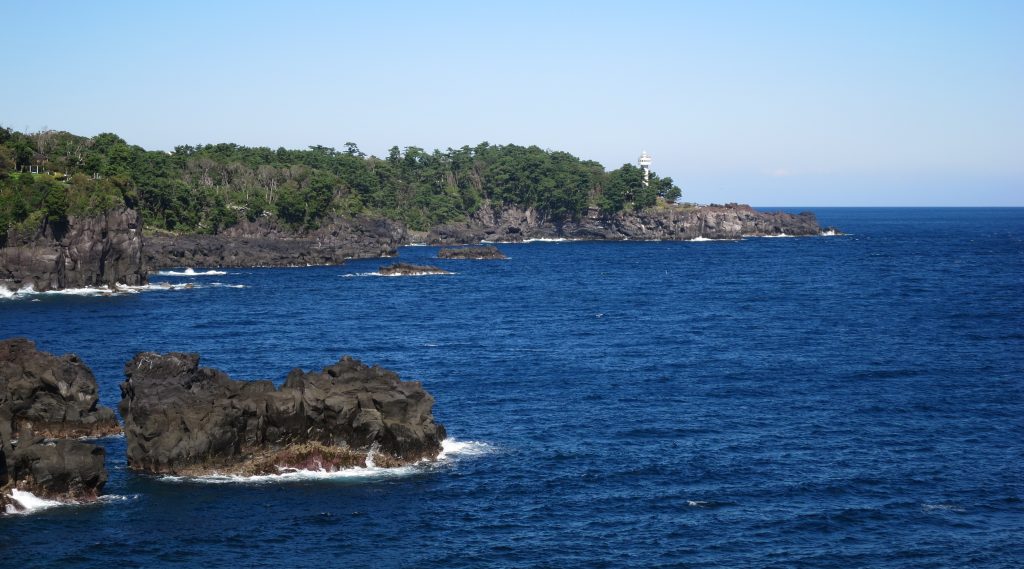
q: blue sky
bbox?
[2,0,1021,205]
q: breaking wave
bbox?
[3,489,64,514]
[157,438,493,485]
[342,272,453,278]
[155,268,228,276]
[1,282,246,300]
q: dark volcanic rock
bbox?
[428,202,823,244]
[379,263,452,276]
[0,207,145,293]
[0,339,114,511]
[0,338,120,439]
[119,352,446,475]
[437,246,508,260]
[1,434,107,510]
[145,215,407,270]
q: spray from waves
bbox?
[3,490,140,515]
[689,236,740,242]
[481,238,572,244]
[3,489,64,514]
[155,268,228,276]
[342,272,455,278]
[158,438,493,485]
[1,282,247,300]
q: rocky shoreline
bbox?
[2,202,826,295]
[0,207,145,293]
[428,203,823,244]
[144,215,407,270]
[1,338,447,512]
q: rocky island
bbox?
[119,352,446,476]
[379,262,452,276]
[438,245,508,260]
[1,339,116,512]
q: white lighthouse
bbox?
[638,150,652,187]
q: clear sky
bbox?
[2,0,1021,206]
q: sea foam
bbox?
[155,268,228,276]
[3,489,64,514]
[158,438,492,485]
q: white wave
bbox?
[342,271,452,278]
[3,489,64,514]
[437,438,493,459]
[406,242,429,247]
[210,282,247,288]
[1,281,212,300]
[689,236,739,242]
[158,438,492,485]
[820,229,843,236]
[522,237,570,243]
[156,268,227,276]
[686,500,710,507]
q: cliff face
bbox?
[0,208,145,292]
[144,215,407,269]
[427,203,822,244]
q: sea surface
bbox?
[1,207,1022,568]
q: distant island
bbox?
[0,128,825,292]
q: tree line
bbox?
[0,127,682,238]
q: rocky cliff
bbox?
[0,207,145,293]
[428,203,823,244]
[119,352,446,476]
[0,339,115,512]
[144,215,407,269]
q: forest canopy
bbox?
[0,127,682,235]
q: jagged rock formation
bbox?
[438,246,508,260]
[144,215,407,269]
[0,338,115,512]
[428,203,823,244]
[379,263,451,276]
[119,352,446,476]
[0,339,120,440]
[0,207,145,293]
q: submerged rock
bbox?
[119,352,446,476]
[0,339,115,511]
[378,262,451,276]
[437,246,508,260]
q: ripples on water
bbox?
[1,208,1022,568]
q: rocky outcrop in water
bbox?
[0,207,145,293]
[438,246,508,260]
[0,338,115,511]
[145,215,407,270]
[119,352,446,476]
[0,339,120,439]
[379,263,451,276]
[428,203,823,244]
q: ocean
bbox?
[1,208,1022,568]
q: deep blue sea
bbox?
[1,208,1022,568]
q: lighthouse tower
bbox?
[638,150,652,187]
